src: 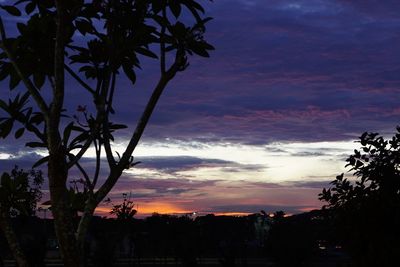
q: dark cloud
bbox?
[0,151,43,172]
[135,0,400,144]
[134,156,264,175]
[2,0,400,146]
[111,177,218,199]
[1,0,399,216]
[135,156,230,173]
[285,180,333,189]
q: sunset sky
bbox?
[1,0,400,217]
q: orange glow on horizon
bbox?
[95,204,257,218]
[95,201,193,217]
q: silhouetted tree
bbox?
[320,129,400,266]
[266,212,320,267]
[0,1,213,266]
[0,167,43,267]
[109,193,137,221]
[90,193,138,264]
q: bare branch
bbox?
[51,0,66,128]
[67,138,93,169]
[48,75,56,91]
[106,72,116,114]
[160,7,167,74]
[93,53,184,204]
[75,161,92,190]
[98,69,116,168]
[92,139,101,188]
[64,64,96,95]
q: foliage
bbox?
[0,167,44,267]
[0,166,43,217]
[0,0,213,264]
[109,193,137,220]
[41,178,91,217]
[319,129,400,266]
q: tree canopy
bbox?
[320,129,400,266]
[0,167,43,267]
[0,0,214,265]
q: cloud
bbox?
[135,156,232,173]
[0,150,43,172]
[2,0,399,216]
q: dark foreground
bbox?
[2,257,350,267]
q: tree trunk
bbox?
[49,1,81,266]
[48,150,81,267]
[0,212,29,267]
[76,197,97,265]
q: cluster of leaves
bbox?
[319,129,400,265]
[0,0,214,166]
[109,193,137,221]
[0,0,213,84]
[0,166,43,217]
[320,129,400,209]
[0,92,44,140]
[0,1,213,264]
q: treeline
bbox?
[0,210,345,267]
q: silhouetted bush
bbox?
[320,129,400,266]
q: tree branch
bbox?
[106,72,116,114]
[64,64,96,95]
[98,69,116,168]
[160,7,167,74]
[51,0,66,129]
[92,138,101,188]
[75,161,92,190]
[67,138,93,169]
[93,54,183,204]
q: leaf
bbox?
[32,156,49,168]
[122,63,136,85]
[0,99,8,112]
[30,113,44,125]
[0,5,22,16]
[79,65,97,79]
[135,47,158,59]
[169,1,182,18]
[188,0,205,13]
[109,123,128,130]
[25,2,36,14]
[0,119,13,138]
[26,142,46,148]
[0,63,11,81]
[75,19,93,35]
[63,122,74,146]
[9,72,21,90]
[152,0,164,14]
[14,127,25,139]
[189,43,210,57]
[71,125,86,132]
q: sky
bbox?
[1,0,400,217]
